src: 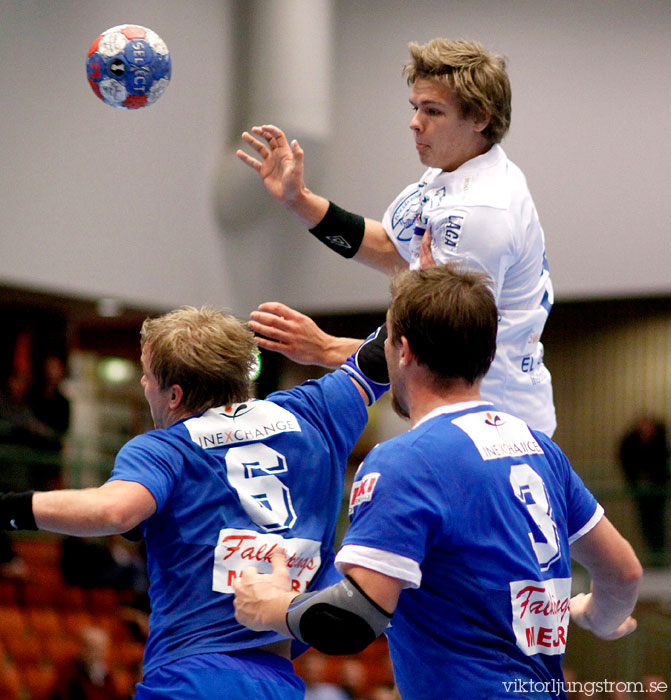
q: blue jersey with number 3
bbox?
[336,402,602,700]
[108,371,367,675]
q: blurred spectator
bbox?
[50,625,124,700]
[301,652,349,700]
[0,369,62,492]
[28,354,70,444]
[0,371,51,447]
[619,416,670,562]
[27,354,71,489]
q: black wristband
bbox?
[356,324,389,384]
[0,492,37,531]
[308,201,365,258]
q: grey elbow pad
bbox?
[286,575,392,655]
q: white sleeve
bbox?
[335,544,422,589]
[568,503,605,545]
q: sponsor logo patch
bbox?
[452,411,544,461]
[212,528,321,594]
[184,401,301,448]
[510,577,571,656]
[349,472,380,515]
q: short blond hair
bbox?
[141,306,257,414]
[403,38,511,145]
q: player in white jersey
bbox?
[233,265,641,700]
[0,306,387,700]
[238,38,556,436]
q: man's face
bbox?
[409,77,488,172]
[384,317,409,420]
[140,344,172,429]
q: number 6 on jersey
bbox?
[225,444,297,532]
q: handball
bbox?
[86,24,171,109]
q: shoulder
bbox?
[269,372,366,421]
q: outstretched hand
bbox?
[249,302,360,369]
[233,548,295,635]
[237,125,306,207]
[569,592,638,640]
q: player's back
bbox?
[356,403,600,699]
[111,372,368,674]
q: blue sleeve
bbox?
[268,371,368,468]
[107,432,181,512]
[342,441,449,565]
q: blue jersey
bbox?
[336,402,602,700]
[108,371,367,675]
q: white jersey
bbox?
[382,145,556,436]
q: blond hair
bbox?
[141,306,257,414]
[403,38,511,145]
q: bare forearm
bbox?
[284,188,330,229]
[354,219,407,275]
[581,575,640,636]
[570,516,642,639]
[321,337,362,369]
[249,303,363,368]
[32,481,155,536]
[33,489,127,536]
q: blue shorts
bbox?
[135,649,305,700]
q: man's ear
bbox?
[169,384,183,409]
[472,109,490,134]
[399,336,414,367]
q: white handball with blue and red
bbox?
[86,24,171,109]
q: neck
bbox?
[407,378,482,428]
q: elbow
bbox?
[624,557,644,586]
[98,499,140,535]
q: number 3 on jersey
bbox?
[509,463,560,571]
[225,444,297,532]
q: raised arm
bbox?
[249,303,390,406]
[237,124,405,275]
[249,302,361,368]
[569,515,642,640]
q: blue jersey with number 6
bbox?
[336,402,602,700]
[108,371,367,675]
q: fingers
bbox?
[249,303,303,341]
[291,138,304,163]
[241,130,269,156]
[258,124,289,147]
[604,616,637,640]
[271,547,287,573]
[419,230,436,269]
[254,335,287,354]
[249,312,294,341]
[247,125,290,151]
[236,149,262,171]
[256,301,298,318]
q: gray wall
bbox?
[2,0,670,316]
